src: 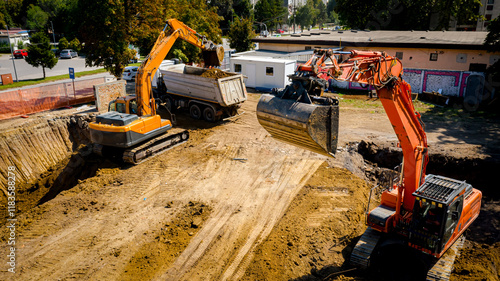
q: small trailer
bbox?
[156,64,247,122]
[230,56,296,90]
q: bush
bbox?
[69,38,81,52]
[58,37,69,50]
[0,43,14,53]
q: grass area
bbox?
[331,88,498,122]
[0,68,109,90]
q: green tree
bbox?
[58,37,69,50]
[296,0,316,30]
[25,32,58,79]
[17,41,24,50]
[255,0,286,30]
[316,0,327,27]
[78,0,138,78]
[69,38,81,52]
[233,0,252,19]
[208,0,234,32]
[485,16,500,83]
[27,5,49,31]
[335,0,481,31]
[229,17,255,52]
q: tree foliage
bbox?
[78,0,138,78]
[335,0,481,31]
[58,37,69,50]
[27,5,49,31]
[485,16,500,84]
[255,0,286,30]
[229,17,255,52]
[25,32,58,79]
[69,38,81,52]
[233,0,253,19]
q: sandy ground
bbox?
[0,90,498,280]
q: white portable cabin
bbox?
[230,57,296,90]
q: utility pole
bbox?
[293,0,296,33]
[50,21,56,44]
[6,25,19,82]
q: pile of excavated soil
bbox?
[241,163,370,280]
[451,241,500,281]
[200,68,232,79]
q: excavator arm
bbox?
[135,19,224,117]
[330,50,428,214]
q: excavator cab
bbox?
[408,174,480,257]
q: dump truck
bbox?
[156,64,247,122]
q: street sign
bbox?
[69,67,75,80]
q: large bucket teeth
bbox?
[256,94,339,157]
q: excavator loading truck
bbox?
[257,49,482,280]
[89,19,224,164]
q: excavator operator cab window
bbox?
[109,101,127,113]
[414,199,445,235]
[129,99,138,114]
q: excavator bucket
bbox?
[257,94,339,157]
[202,46,225,66]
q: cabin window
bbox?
[234,64,242,73]
[266,67,274,76]
[305,46,312,50]
[396,52,403,60]
[430,53,438,61]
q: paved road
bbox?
[0,54,103,81]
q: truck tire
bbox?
[189,104,202,119]
[203,107,217,122]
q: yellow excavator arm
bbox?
[135,19,224,117]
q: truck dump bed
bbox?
[160,64,247,107]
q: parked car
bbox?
[60,49,78,59]
[122,66,139,81]
[13,49,28,59]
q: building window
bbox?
[430,53,438,61]
[234,64,242,73]
[487,0,494,4]
[395,52,403,60]
[266,67,274,76]
[305,46,312,50]
[485,14,492,21]
[487,5,494,10]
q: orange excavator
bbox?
[89,19,224,164]
[257,49,482,280]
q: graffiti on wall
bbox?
[329,68,484,97]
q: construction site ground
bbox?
[0,87,499,281]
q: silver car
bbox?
[60,49,78,59]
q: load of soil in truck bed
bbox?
[200,68,232,79]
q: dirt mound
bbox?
[451,241,500,281]
[120,202,211,280]
[200,68,232,79]
[241,163,370,280]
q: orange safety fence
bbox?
[0,77,106,120]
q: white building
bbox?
[0,29,30,49]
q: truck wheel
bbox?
[164,97,174,113]
[203,107,217,122]
[189,104,202,119]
